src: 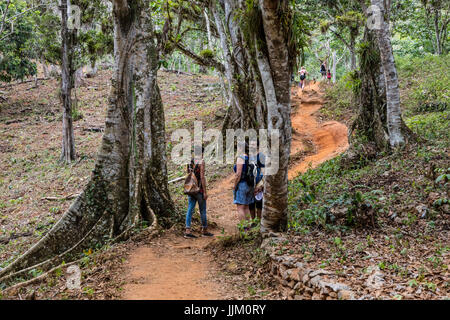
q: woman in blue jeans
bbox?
[184,147,214,239]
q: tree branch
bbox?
[0,0,11,37]
[173,41,225,73]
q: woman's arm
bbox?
[200,160,207,200]
[233,157,244,190]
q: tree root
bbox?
[1,259,83,296]
[0,212,105,286]
[41,194,79,201]
[0,199,159,290]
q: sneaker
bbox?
[202,231,214,237]
[184,233,197,239]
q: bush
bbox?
[322,73,354,121]
[397,54,450,116]
[405,110,450,147]
[410,78,449,114]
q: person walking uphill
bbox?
[298,66,308,90]
[184,146,214,239]
[320,61,327,80]
[233,142,255,229]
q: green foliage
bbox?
[237,218,260,241]
[71,106,84,121]
[79,29,113,66]
[342,70,360,94]
[199,49,214,59]
[391,0,449,55]
[319,20,331,34]
[322,69,359,122]
[322,78,352,119]
[405,111,450,147]
[288,157,344,231]
[335,11,364,30]
[357,39,380,74]
[397,54,450,116]
[0,0,37,82]
[28,268,43,278]
[31,7,61,65]
[0,0,114,83]
[239,0,264,53]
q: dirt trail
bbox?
[289,82,349,179]
[121,82,348,300]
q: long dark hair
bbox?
[237,140,249,157]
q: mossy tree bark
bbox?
[348,26,390,154]
[210,0,259,132]
[250,0,293,233]
[347,23,414,159]
[0,0,174,285]
[370,0,405,147]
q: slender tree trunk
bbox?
[371,0,405,147]
[350,33,357,70]
[210,0,258,132]
[211,0,244,129]
[0,0,174,285]
[434,8,442,55]
[332,50,337,83]
[41,57,50,78]
[60,0,76,163]
[204,8,212,50]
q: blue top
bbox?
[234,153,266,183]
[233,155,249,182]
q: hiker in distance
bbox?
[233,141,255,230]
[298,66,308,90]
[320,61,327,80]
[184,145,214,239]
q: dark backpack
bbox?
[243,157,255,188]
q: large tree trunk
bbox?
[0,0,173,285]
[348,26,389,155]
[256,0,292,233]
[371,0,405,147]
[60,0,76,163]
[347,24,415,161]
